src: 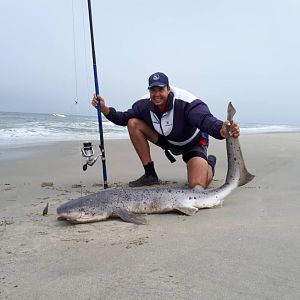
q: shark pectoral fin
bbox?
[176,206,198,216]
[114,208,148,225]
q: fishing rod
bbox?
[84,0,108,189]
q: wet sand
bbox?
[1,134,300,299]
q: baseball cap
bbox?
[148,72,169,89]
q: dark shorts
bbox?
[167,144,208,164]
[155,135,208,164]
[180,145,208,163]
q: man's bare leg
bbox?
[127,118,159,187]
[127,118,158,164]
[187,157,214,189]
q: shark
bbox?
[57,102,254,224]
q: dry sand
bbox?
[0,133,299,299]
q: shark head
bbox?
[56,196,111,223]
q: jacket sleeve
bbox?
[105,100,143,126]
[185,100,224,140]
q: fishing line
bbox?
[71,0,84,197]
[71,0,79,105]
[81,0,91,106]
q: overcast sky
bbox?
[0,0,299,125]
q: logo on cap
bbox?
[153,74,160,80]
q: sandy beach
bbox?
[0,133,299,299]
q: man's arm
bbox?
[186,100,240,139]
[91,95,139,126]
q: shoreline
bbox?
[2,130,300,162]
[1,133,300,299]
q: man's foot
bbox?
[129,174,159,187]
[207,155,217,176]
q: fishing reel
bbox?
[81,142,100,171]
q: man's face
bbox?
[149,86,170,107]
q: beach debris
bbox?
[37,196,50,200]
[42,203,49,216]
[41,182,54,187]
[60,238,93,243]
[2,184,16,191]
[38,231,48,235]
[0,218,14,235]
[57,103,254,225]
[0,218,14,226]
[71,184,82,188]
[125,237,149,249]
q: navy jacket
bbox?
[105,87,224,153]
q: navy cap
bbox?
[148,72,169,89]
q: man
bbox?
[92,72,240,189]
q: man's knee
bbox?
[127,118,142,130]
[127,118,158,143]
[188,171,209,189]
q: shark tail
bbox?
[235,136,255,187]
[227,102,255,187]
[239,166,255,186]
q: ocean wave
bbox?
[240,124,300,134]
[0,111,299,147]
[52,113,66,118]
